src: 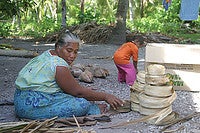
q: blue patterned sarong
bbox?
[14,89,100,119]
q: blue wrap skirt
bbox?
[14,89,100,119]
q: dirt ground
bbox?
[0,38,200,133]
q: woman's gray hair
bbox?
[55,30,81,48]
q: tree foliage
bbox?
[0,0,199,39]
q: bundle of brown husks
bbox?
[70,63,109,83]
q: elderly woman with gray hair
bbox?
[14,31,123,119]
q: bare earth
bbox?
[0,38,200,133]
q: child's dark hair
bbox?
[126,34,144,45]
[55,30,81,48]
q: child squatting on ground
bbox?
[113,35,146,86]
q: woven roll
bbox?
[136,71,146,84]
[145,74,170,86]
[130,90,139,103]
[131,102,140,112]
[144,85,173,97]
[135,65,179,126]
[131,81,145,92]
[138,91,177,109]
[147,64,166,75]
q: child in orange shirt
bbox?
[113,35,145,86]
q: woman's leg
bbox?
[14,89,101,119]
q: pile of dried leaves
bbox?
[69,21,112,44]
[0,116,97,133]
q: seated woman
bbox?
[14,31,124,120]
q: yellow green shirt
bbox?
[15,50,68,93]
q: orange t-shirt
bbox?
[113,42,138,64]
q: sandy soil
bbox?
[0,38,200,133]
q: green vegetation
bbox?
[170,33,200,44]
[0,0,199,43]
[128,0,200,43]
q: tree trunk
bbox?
[61,0,67,29]
[129,0,134,21]
[52,0,58,21]
[140,0,144,18]
[106,0,129,45]
[80,0,84,14]
[80,0,85,23]
[16,11,21,29]
[55,0,58,21]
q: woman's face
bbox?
[57,42,79,65]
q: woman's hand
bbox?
[104,93,124,110]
